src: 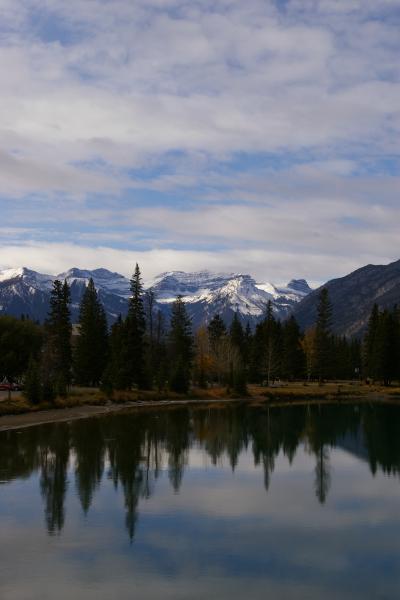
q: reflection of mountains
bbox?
[0,403,399,538]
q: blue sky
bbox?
[0,0,399,285]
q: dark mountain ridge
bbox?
[293,259,400,337]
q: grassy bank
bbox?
[1,381,400,420]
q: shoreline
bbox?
[1,389,399,432]
[0,397,249,432]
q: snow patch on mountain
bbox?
[59,268,131,298]
[148,270,311,322]
[0,266,312,325]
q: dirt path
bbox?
[0,397,247,432]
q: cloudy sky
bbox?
[0,0,399,285]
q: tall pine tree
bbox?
[168,296,193,393]
[314,288,333,383]
[74,278,109,386]
[45,279,72,394]
[229,313,244,357]
[125,264,147,389]
[363,304,380,381]
[282,316,305,380]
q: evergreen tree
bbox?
[261,303,282,385]
[168,296,193,393]
[229,313,244,356]
[301,327,317,382]
[243,322,252,369]
[154,310,168,392]
[208,314,226,350]
[144,289,157,376]
[375,308,400,386]
[45,279,72,393]
[104,315,129,391]
[282,316,305,380]
[24,357,41,405]
[314,288,333,382]
[0,316,42,383]
[74,278,109,386]
[364,304,381,381]
[207,314,227,384]
[125,264,147,389]
[265,318,282,385]
[249,320,265,382]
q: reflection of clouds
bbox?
[141,447,400,529]
[2,402,400,600]
[1,444,400,600]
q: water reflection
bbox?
[0,402,400,538]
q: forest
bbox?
[0,264,399,405]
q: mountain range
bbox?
[0,267,310,327]
[1,259,399,336]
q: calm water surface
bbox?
[1,402,400,599]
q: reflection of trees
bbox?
[306,404,358,504]
[362,405,400,477]
[2,402,400,537]
[314,445,330,504]
[307,406,331,505]
[72,419,105,514]
[107,415,147,541]
[40,424,70,534]
[166,410,190,493]
[0,427,42,482]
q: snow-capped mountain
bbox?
[0,267,311,326]
[0,267,131,323]
[148,270,311,326]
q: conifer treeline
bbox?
[2,264,400,401]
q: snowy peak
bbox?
[149,270,311,323]
[0,266,311,326]
[0,266,54,290]
[59,267,131,298]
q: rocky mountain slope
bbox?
[148,270,310,327]
[292,259,400,337]
[0,267,310,326]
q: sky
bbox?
[0,0,399,285]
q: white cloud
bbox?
[0,240,394,286]
[0,0,399,280]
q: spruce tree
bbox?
[229,313,244,356]
[154,310,168,392]
[207,313,227,384]
[45,279,72,394]
[24,357,41,405]
[265,318,282,385]
[263,303,282,385]
[243,321,252,368]
[104,315,129,391]
[364,304,380,381]
[125,264,147,389]
[74,278,109,386]
[282,316,305,380]
[314,288,333,383]
[375,308,400,386]
[168,296,193,393]
[208,314,226,350]
[249,321,265,382]
[144,289,156,375]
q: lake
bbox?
[1,402,400,599]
